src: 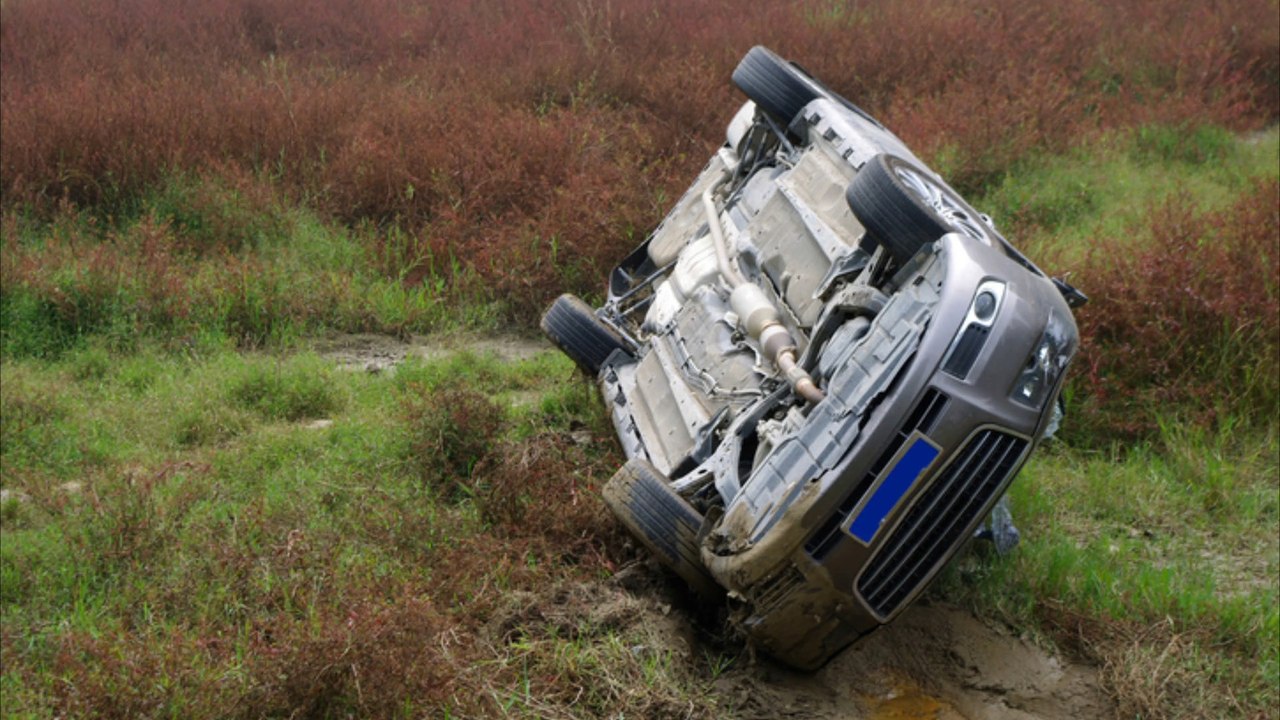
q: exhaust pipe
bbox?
[703,171,824,404]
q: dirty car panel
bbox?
[541,46,1084,670]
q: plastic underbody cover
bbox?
[734,247,945,541]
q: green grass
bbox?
[973,124,1279,262]
[0,190,504,360]
[7,338,1274,717]
[2,341,718,717]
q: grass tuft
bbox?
[229,355,342,421]
[400,386,506,498]
[1064,178,1279,443]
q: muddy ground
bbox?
[490,561,1110,720]
[320,333,1112,719]
[498,562,1111,720]
[714,600,1108,720]
[314,331,546,373]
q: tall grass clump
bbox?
[229,354,342,421]
[146,168,290,255]
[400,385,506,497]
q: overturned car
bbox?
[541,46,1085,670]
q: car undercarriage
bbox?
[541,46,1085,669]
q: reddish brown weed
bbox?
[1066,179,1279,442]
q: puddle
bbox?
[861,672,963,720]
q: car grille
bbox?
[804,389,949,560]
[856,429,1027,618]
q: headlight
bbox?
[1010,311,1076,409]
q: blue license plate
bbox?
[848,435,941,544]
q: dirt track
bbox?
[315,331,547,373]
[321,333,1112,719]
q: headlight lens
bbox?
[1011,311,1076,409]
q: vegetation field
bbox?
[1,0,1277,718]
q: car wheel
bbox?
[731,45,827,125]
[540,294,630,376]
[602,458,723,601]
[846,153,994,265]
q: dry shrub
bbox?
[1066,178,1279,442]
[3,0,1276,319]
[1037,601,1264,720]
[234,484,631,717]
[241,594,484,718]
[401,385,506,497]
[474,432,621,559]
[47,627,235,720]
[17,461,614,716]
[479,581,719,719]
[38,592,491,718]
[71,464,207,581]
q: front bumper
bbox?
[595,233,1077,669]
[707,236,1074,666]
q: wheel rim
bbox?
[893,164,989,243]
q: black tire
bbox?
[602,459,722,600]
[731,46,827,125]
[540,294,629,376]
[846,153,992,265]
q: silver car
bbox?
[542,46,1085,669]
